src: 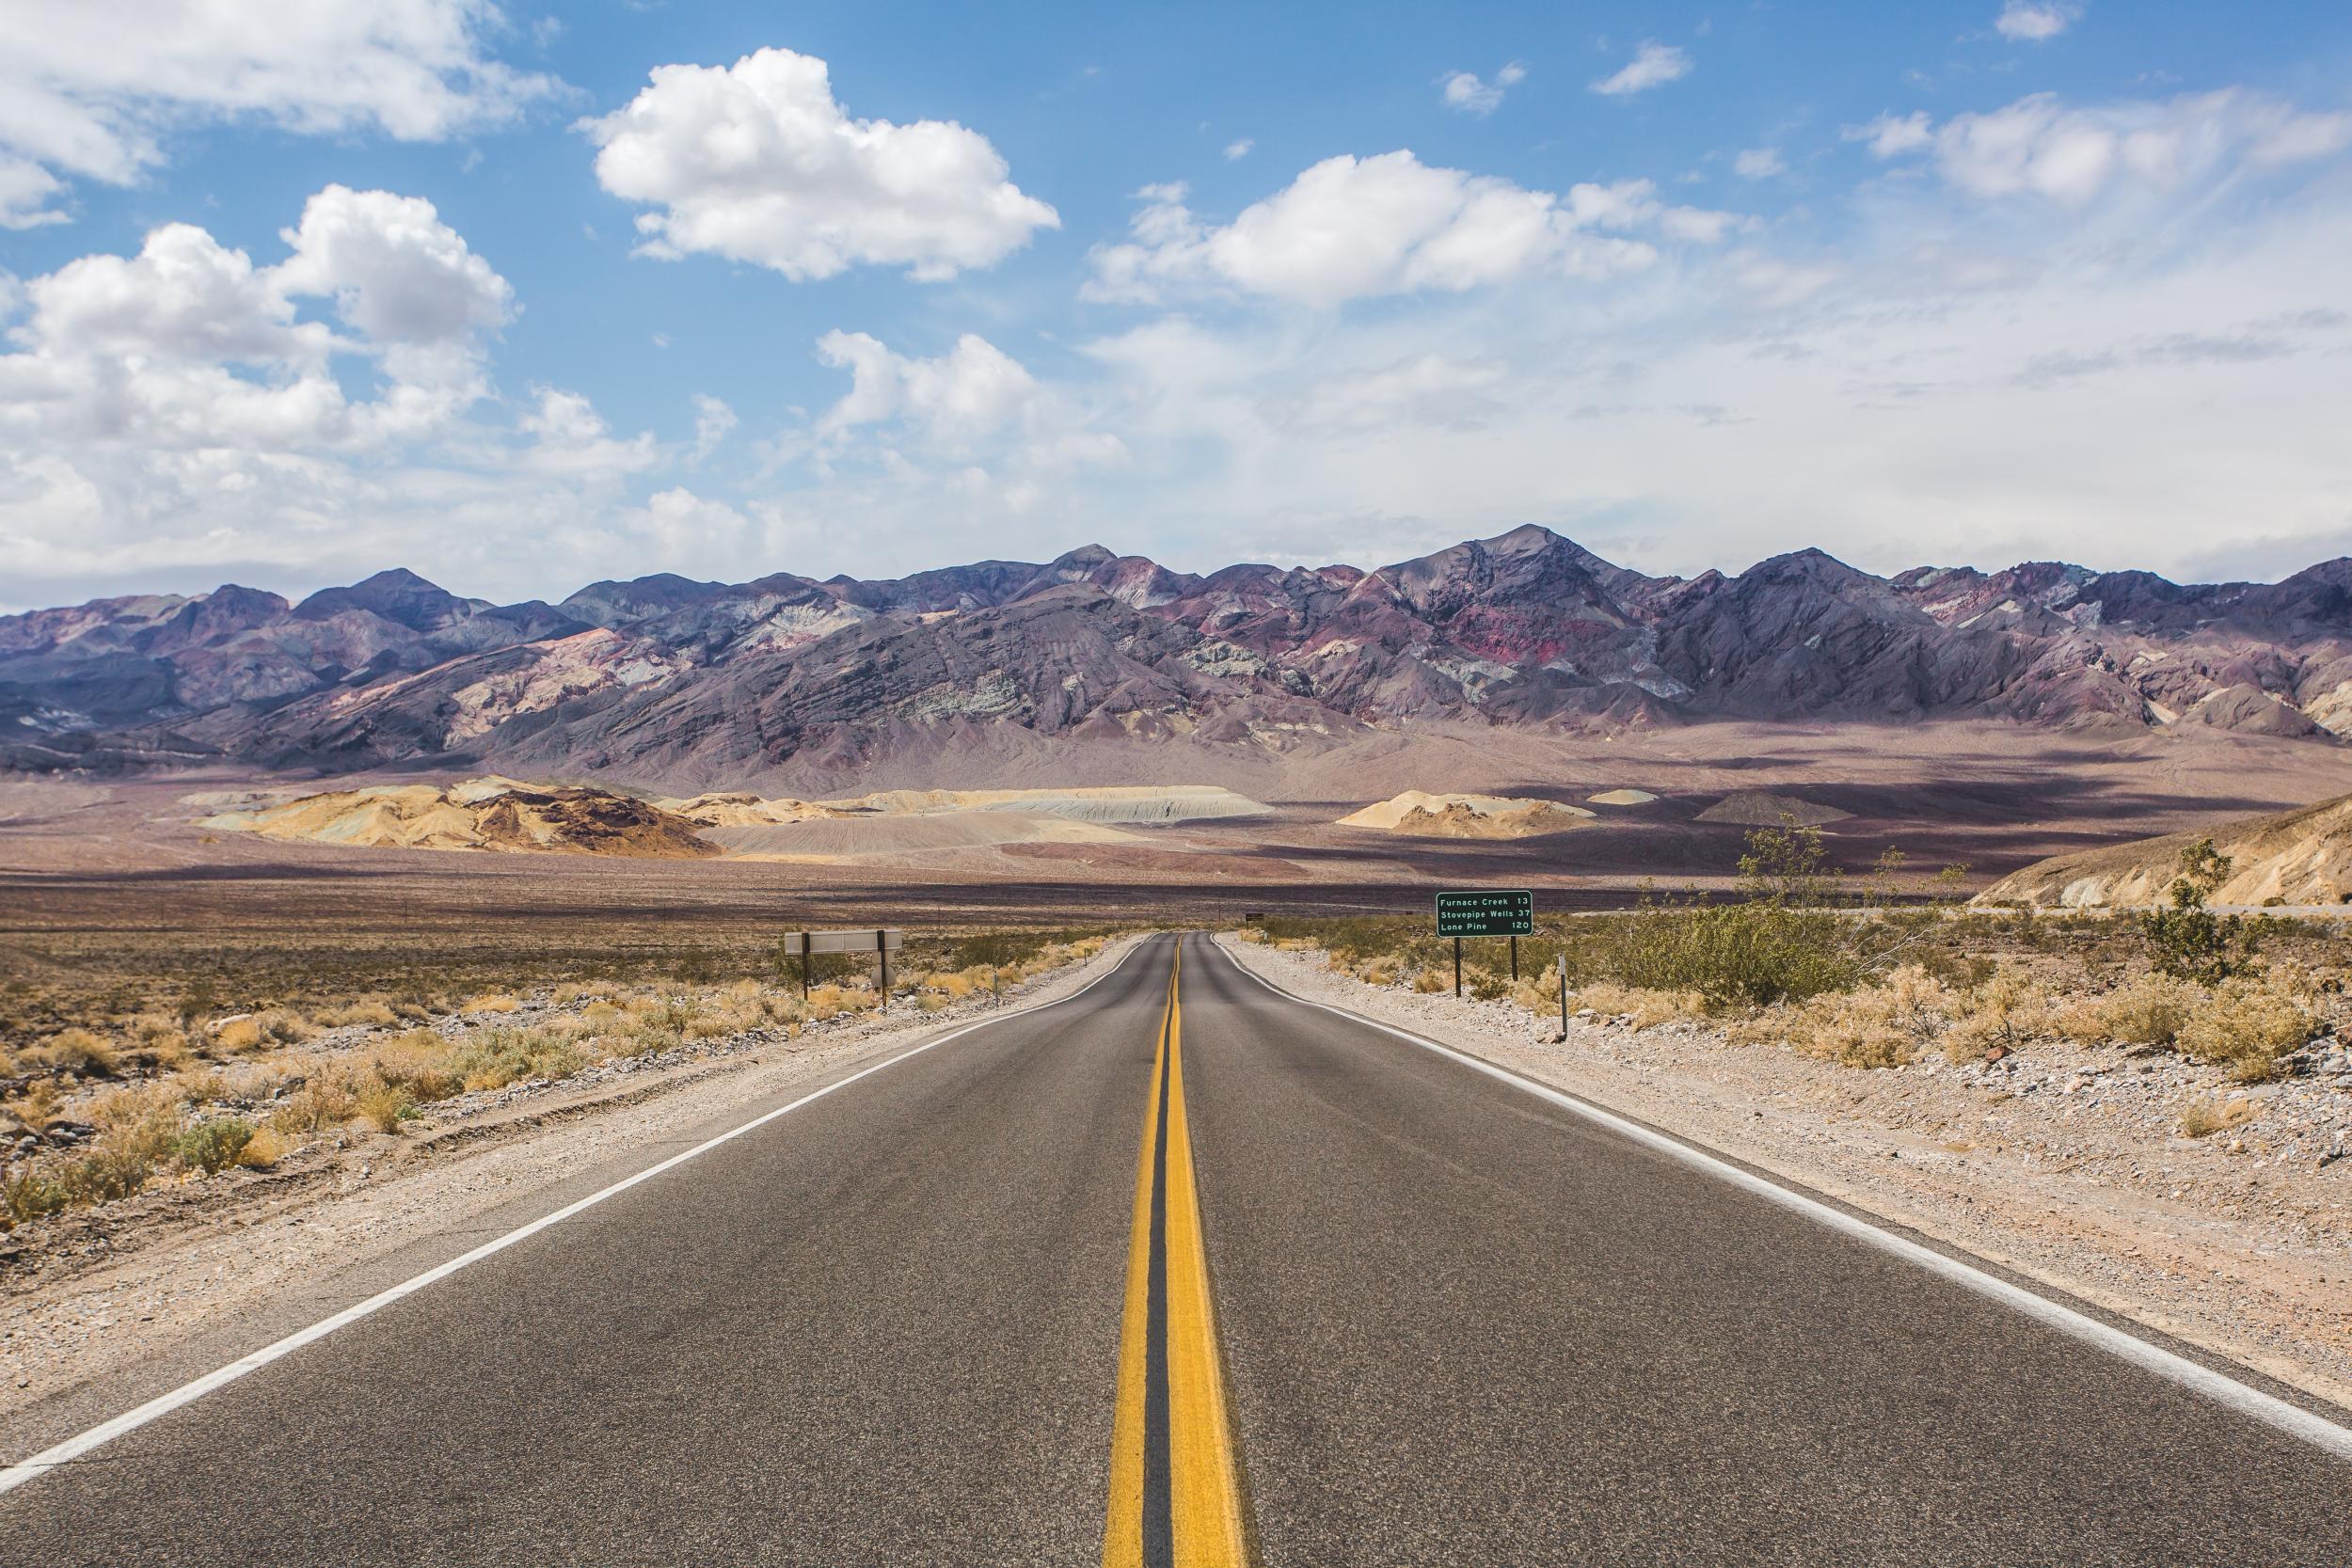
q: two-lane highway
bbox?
[6,934,2348,1564]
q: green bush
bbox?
[3,1168,70,1227]
[175,1117,256,1175]
[2141,839,2254,985]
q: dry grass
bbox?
[2051,973,2199,1049]
[316,1000,398,1029]
[1569,983,1708,1030]
[2178,972,2318,1083]
[26,1027,117,1077]
[4,930,1114,1231]
[1735,965,1953,1068]
[2179,1095,2257,1139]
[460,992,522,1016]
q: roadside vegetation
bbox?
[1238,830,2340,1096]
[2,927,1115,1230]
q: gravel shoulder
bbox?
[1218,934,2352,1415]
[0,935,1146,1465]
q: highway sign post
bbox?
[780,928,905,1010]
[1433,890,1534,998]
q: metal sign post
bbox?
[1433,890,1534,1000]
[779,929,905,1010]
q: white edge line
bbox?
[0,937,1162,1497]
[1212,938,2352,1464]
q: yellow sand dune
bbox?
[1338,790,1594,839]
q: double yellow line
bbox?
[1104,939,1250,1567]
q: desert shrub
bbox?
[2141,840,2255,985]
[1608,899,1863,1009]
[28,1027,118,1077]
[2178,974,2316,1082]
[461,992,522,1016]
[1739,964,1952,1069]
[270,1075,357,1135]
[4,1167,71,1227]
[370,1029,465,1102]
[236,1127,289,1168]
[316,1000,397,1029]
[63,1100,179,1203]
[1938,966,2053,1062]
[444,1025,588,1091]
[176,1117,256,1175]
[212,1015,264,1053]
[353,1076,415,1132]
[2179,1095,2256,1139]
[2051,973,2199,1048]
[1560,983,1704,1029]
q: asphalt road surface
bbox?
[7,933,2348,1565]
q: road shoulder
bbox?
[1216,932,2352,1416]
[0,935,1148,1465]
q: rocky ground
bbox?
[1218,934,2352,1414]
[0,936,1143,1461]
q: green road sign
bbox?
[1434,889,1534,937]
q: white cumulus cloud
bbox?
[1909,89,2352,207]
[814,330,1039,447]
[691,393,738,463]
[0,0,558,227]
[1845,112,1935,159]
[1439,62,1527,117]
[1085,153,1736,307]
[1734,148,1787,180]
[1994,2,2081,42]
[583,47,1059,282]
[1591,42,1691,98]
[1223,138,1253,161]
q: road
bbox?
[5,933,2348,1565]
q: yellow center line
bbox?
[1104,939,1250,1568]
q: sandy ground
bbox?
[1217,935,2352,1415]
[0,936,1147,1463]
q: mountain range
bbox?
[7,526,2350,787]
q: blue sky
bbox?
[3,1,2350,609]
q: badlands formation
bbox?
[1982,791,2352,909]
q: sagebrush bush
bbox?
[175,1117,256,1174]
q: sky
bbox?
[3,0,2350,611]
